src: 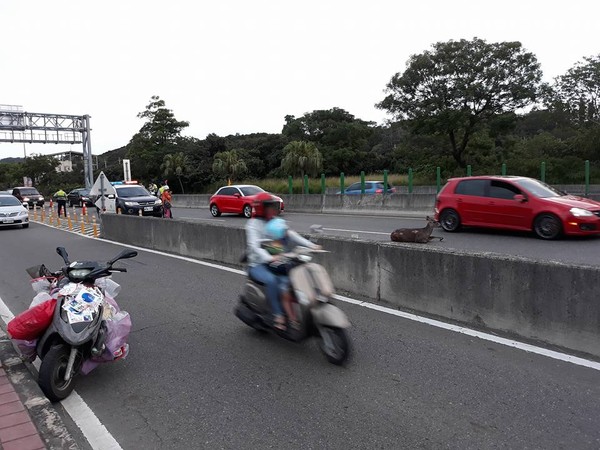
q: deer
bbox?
[390,216,444,243]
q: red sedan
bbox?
[209,185,284,218]
[434,176,600,239]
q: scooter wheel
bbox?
[319,327,350,365]
[38,345,76,402]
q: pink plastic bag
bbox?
[80,311,131,375]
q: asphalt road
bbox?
[0,223,599,449]
[173,207,600,267]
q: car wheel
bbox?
[210,204,221,217]
[243,204,252,219]
[439,209,461,232]
[533,213,562,240]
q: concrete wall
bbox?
[102,214,600,358]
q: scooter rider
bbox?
[245,192,320,330]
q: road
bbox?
[0,223,599,449]
[172,207,600,267]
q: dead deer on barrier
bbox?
[390,216,443,243]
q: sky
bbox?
[0,0,598,158]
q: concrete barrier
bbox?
[172,194,211,208]
[102,213,600,358]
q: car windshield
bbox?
[513,179,562,198]
[240,186,264,196]
[0,196,21,207]
[116,186,151,197]
[78,189,90,195]
[19,188,40,196]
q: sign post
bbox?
[89,171,117,214]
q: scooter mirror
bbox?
[56,247,70,264]
[108,249,138,265]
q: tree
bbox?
[377,38,543,167]
[161,152,189,194]
[212,150,247,182]
[550,54,600,124]
[126,96,189,181]
[280,141,323,178]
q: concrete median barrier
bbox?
[102,213,600,358]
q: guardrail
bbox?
[101,214,600,359]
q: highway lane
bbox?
[172,207,600,266]
[0,223,599,449]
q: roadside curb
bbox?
[0,329,80,450]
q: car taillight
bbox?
[375,189,383,193]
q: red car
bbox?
[434,176,600,239]
[209,185,284,218]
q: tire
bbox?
[534,213,562,240]
[319,327,350,365]
[243,204,252,219]
[22,223,29,229]
[439,208,461,232]
[210,204,221,217]
[38,345,77,402]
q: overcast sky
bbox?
[0,0,598,158]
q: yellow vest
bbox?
[55,190,67,198]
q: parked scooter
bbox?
[34,246,137,401]
[235,246,351,365]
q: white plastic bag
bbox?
[30,292,53,308]
[95,277,121,299]
[30,278,51,294]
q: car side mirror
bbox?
[22,202,28,208]
[233,193,241,198]
[514,194,527,203]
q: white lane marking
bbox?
[333,294,600,372]
[28,221,600,373]
[323,227,390,236]
[0,294,123,450]
[179,217,226,222]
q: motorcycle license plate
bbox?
[3,219,14,224]
[143,206,153,211]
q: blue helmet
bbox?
[265,218,288,240]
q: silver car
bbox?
[0,194,29,228]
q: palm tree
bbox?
[161,152,189,193]
[280,141,323,178]
[212,149,247,183]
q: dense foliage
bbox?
[1,39,599,194]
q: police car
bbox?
[110,181,163,217]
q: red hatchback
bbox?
[209,185,284,218]
[434,176,600,239]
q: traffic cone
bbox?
[82,203,87,217]
[49,198,53,209]
[67,214,73,231]
[92,217,98,238]
[80,218,85,234]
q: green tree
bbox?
[161,152,190,194]
[377,38,543,167]
[126,96,189,181]
[280,141,323,178]
[212,149,247,182]
[550,54,600,124]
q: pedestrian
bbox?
[161,186,173,219]
[148,181,158,196]
[53,188,68,217]
[158,180,168,198]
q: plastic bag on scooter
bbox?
[80,311,132,375]
[95,277,121,299]
[11,339,37,362]
[30,277,52,294]
[7,299,56,340]
[30,292,53,308]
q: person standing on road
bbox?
[54,188,68,217]
[161,186,173,219]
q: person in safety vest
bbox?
[54,188,68,217]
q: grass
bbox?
[204,174,412,194]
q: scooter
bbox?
[35,246,137,402]
[235,246,351,365]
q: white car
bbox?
[0,194,29,228]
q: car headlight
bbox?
[23,197,30,202]
[124,201,136,206]
[19,210,28,216]
[155,199,162,205]
[570,207,593,217]
[38,196,44,201]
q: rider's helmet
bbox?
[265,217,288,240]
[252,192,280,218]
